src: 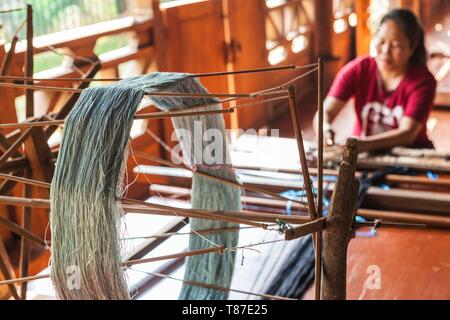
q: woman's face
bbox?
[374,20,414,74]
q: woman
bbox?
[314,8,436,153]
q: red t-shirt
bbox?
[328,56,436,146]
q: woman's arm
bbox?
[357,116,423,153]
[313,96,346,138]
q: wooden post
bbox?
[152,0,167,71]
[313,0,333,59]
[321,138,359,300]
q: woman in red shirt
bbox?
[314,8,437,152]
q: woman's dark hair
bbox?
[379,8,427,65]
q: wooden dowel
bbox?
[193,64,307,78]
[0,194,312,225]
[0,107,234,129]
[252,67,318,95]
[0,246,227,286]
[125,204,311,225]
[0,37,19,76]
[0,75,120,82]
[235,164,450,188]
[124,246,224,266]
[287,86,317,219]
[45,63,100,138]
[0,215,47,248]
[0,7,25,14]
[143,270,296,301]
[134,108,234,119]
[0,127,34,167]
[358,208,450,229]
[133,151,307,205]
[317,57,324,217]
[149,183,304,210]
[284,217,326,240]
[126,225,256,240]
[0,157,29,173]
[123,197,268,229]
[0,82,252,98]
[0,172,50,188]
[315,57,324,300]
[0,63,318,83]
[0,165,306,213]
[145,92,251,98]
[0,274,48,286]
[0,81,289,99]
[0,237,21,299]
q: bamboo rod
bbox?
[134,151,304,204]
[133,151,307,205]
[149,183,305,211]
[0,237,21,299]
[124,204,311,225]
[191,63,316,78]
[254,67,318,95]
[0,157,29,174]
[0,246,228,286]
[0,108,234,129]
[0,64,319,83]
[126,225,258,240]
[315,57,324,300]
[0,215,47,248]
[0,274,48,286]
[0,194,312,225]
[287,86,317,218]
[124,246,224,267]
[0,93,295,130]
[123,197,268,229]
[0,172,50,188]
[0,82,253,98]
[0,127,34,167]
[358,208,450,229]
[233,163,450,189]
[317,57,324,217]
[0,37,19,76]
[0,75,120,82]
[284,217,326,240]
[44,63,100,138]
[136,270,296,301]
[0,7,24,14]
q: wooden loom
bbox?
[0,14,356,298]
[0,4,449,301]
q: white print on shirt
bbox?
[360,102,404,137]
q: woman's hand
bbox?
[323,144,345,160]
[313,96,345,142]
[324,129,335,146]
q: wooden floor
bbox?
[302,228,450,299]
